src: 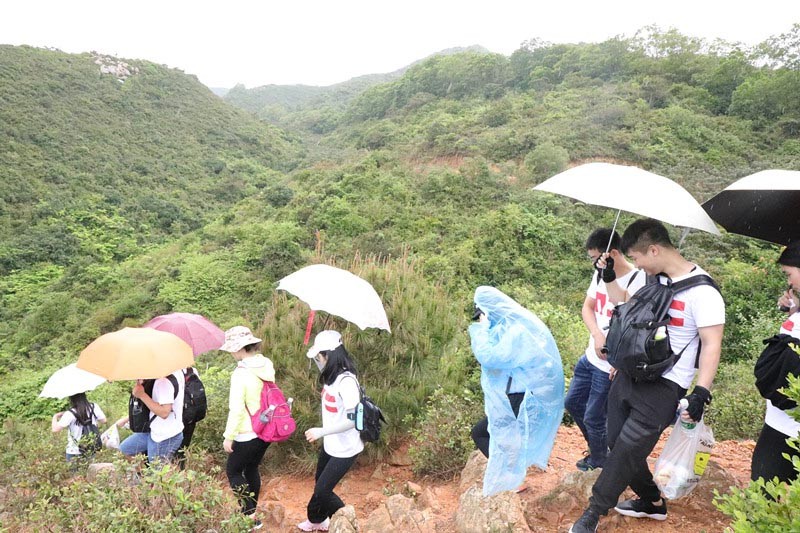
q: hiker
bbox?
[220,326,275,529]
[299,330,363,532]
[469,286,564,496]
[116,371,185,465]
[751,241,800,484]
[571,218,725,533]
[565,228,644,471]
[175,366,205,470]
[51,392,107,462]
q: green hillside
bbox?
[0,45,302,274]
[2,27,800,524]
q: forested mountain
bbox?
[2,27,800,492]
[0,45,302,275]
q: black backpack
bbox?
[71,404,102,455]
[604,273,720,382]
[182,368,207,426]
[351,383,386,443]
[128,375,179,432]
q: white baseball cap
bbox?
[306,330,342,358]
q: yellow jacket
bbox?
[224,354,275,441]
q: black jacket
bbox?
[754,334,800,410]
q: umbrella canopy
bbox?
[76,327,194,381]
[277,264,391,332]
[534,162,720,235]
[39,363,106,399]
[702,169,800,245]
[144,312,225,356]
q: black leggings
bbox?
[307,449,358,523]
[471,392,525,458]
[175,421,195,470]
[751,423,798,484]
[226,438,270,515]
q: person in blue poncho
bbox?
[468,286,565,496]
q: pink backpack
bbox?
[247,380,296,442]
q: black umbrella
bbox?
[702,169,800,246]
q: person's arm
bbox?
[132,383,173,419]
[581,295,606,359]
[51,412,65,433]
[223,370,248,451]
[681,323,724,422]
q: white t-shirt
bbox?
[58,402,106,455]
[321,372,364,458]
[149,371,184,443]
[584,268,645,372]
[764,311,800,437]
[660,267,726,389]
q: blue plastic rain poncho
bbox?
[469,286,564,496]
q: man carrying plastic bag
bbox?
[469,286,565,496]
[653,414,715,499]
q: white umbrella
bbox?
[534,162,721,237]
[39,363,106,399]
[277,264,391,332]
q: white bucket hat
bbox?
[306,330,342,359]
[220,326,262,353]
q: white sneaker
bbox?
[297,518,330,531]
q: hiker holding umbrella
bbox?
[751,241,800,485]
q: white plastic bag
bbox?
[654,419,714,499]
[101,424,120,450]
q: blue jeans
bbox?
[565,355,611,467]
[119,431,183,465]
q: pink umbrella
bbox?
[144,312,225,356]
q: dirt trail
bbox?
[257,425,753,532]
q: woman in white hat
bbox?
[298,330,363,532]
[220,326,275,531]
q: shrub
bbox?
[407,387,481,478]
[524,141,570,181]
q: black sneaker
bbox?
[569,508,599,533]
[614,498,667,520]
[575,456,597,471]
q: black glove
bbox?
[683,385,712,422]
[594,255,616,283]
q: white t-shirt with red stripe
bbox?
[764,311,800,437]
[321,372,364,458]
[584,269,645,373]
[660,267,726,389]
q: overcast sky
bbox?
[3,1,799,89]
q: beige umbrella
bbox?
[76,327,194,381]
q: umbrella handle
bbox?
[303,310,316,345]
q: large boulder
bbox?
[456,485,530,533]
[526,469,601,531]
[459,450,488,492]
[362,493,435,533]
[330,505,358,533]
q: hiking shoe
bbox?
[249,518,263,531]
[614,497,667,520]
[297,518,330,531]
[569,508,599,533]
[575,456,597,471]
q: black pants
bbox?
[226,438,270,515]
[589,372,684,514]
[307,449,358,523]
[471,392,525,458]
[175,421,195,470]
[751,423,798,484]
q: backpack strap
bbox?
[670,273,721,368]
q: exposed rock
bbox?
[263,476,287,501]
[526,468,601,530]
[389,448,413,466]
[371,463,384,480]
[260,501,285,529]
[363,493,435,532]
[456,485,529,533]
[418,486,441,512]
[459,450,488,492]
[86,462,116,482]
[330,504,358,533]
[406,481,423,496]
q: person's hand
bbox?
[681,386,712,422]
[131,383,146,399]
[479,312,488,323]
[223,439,234,454]
[53,411,63,420]
[609,368,617,381]
[305,427,325,442]
[115,416,129,428]
[778,289,798,313]
[594,253,616,283]
[592,332,607,359]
